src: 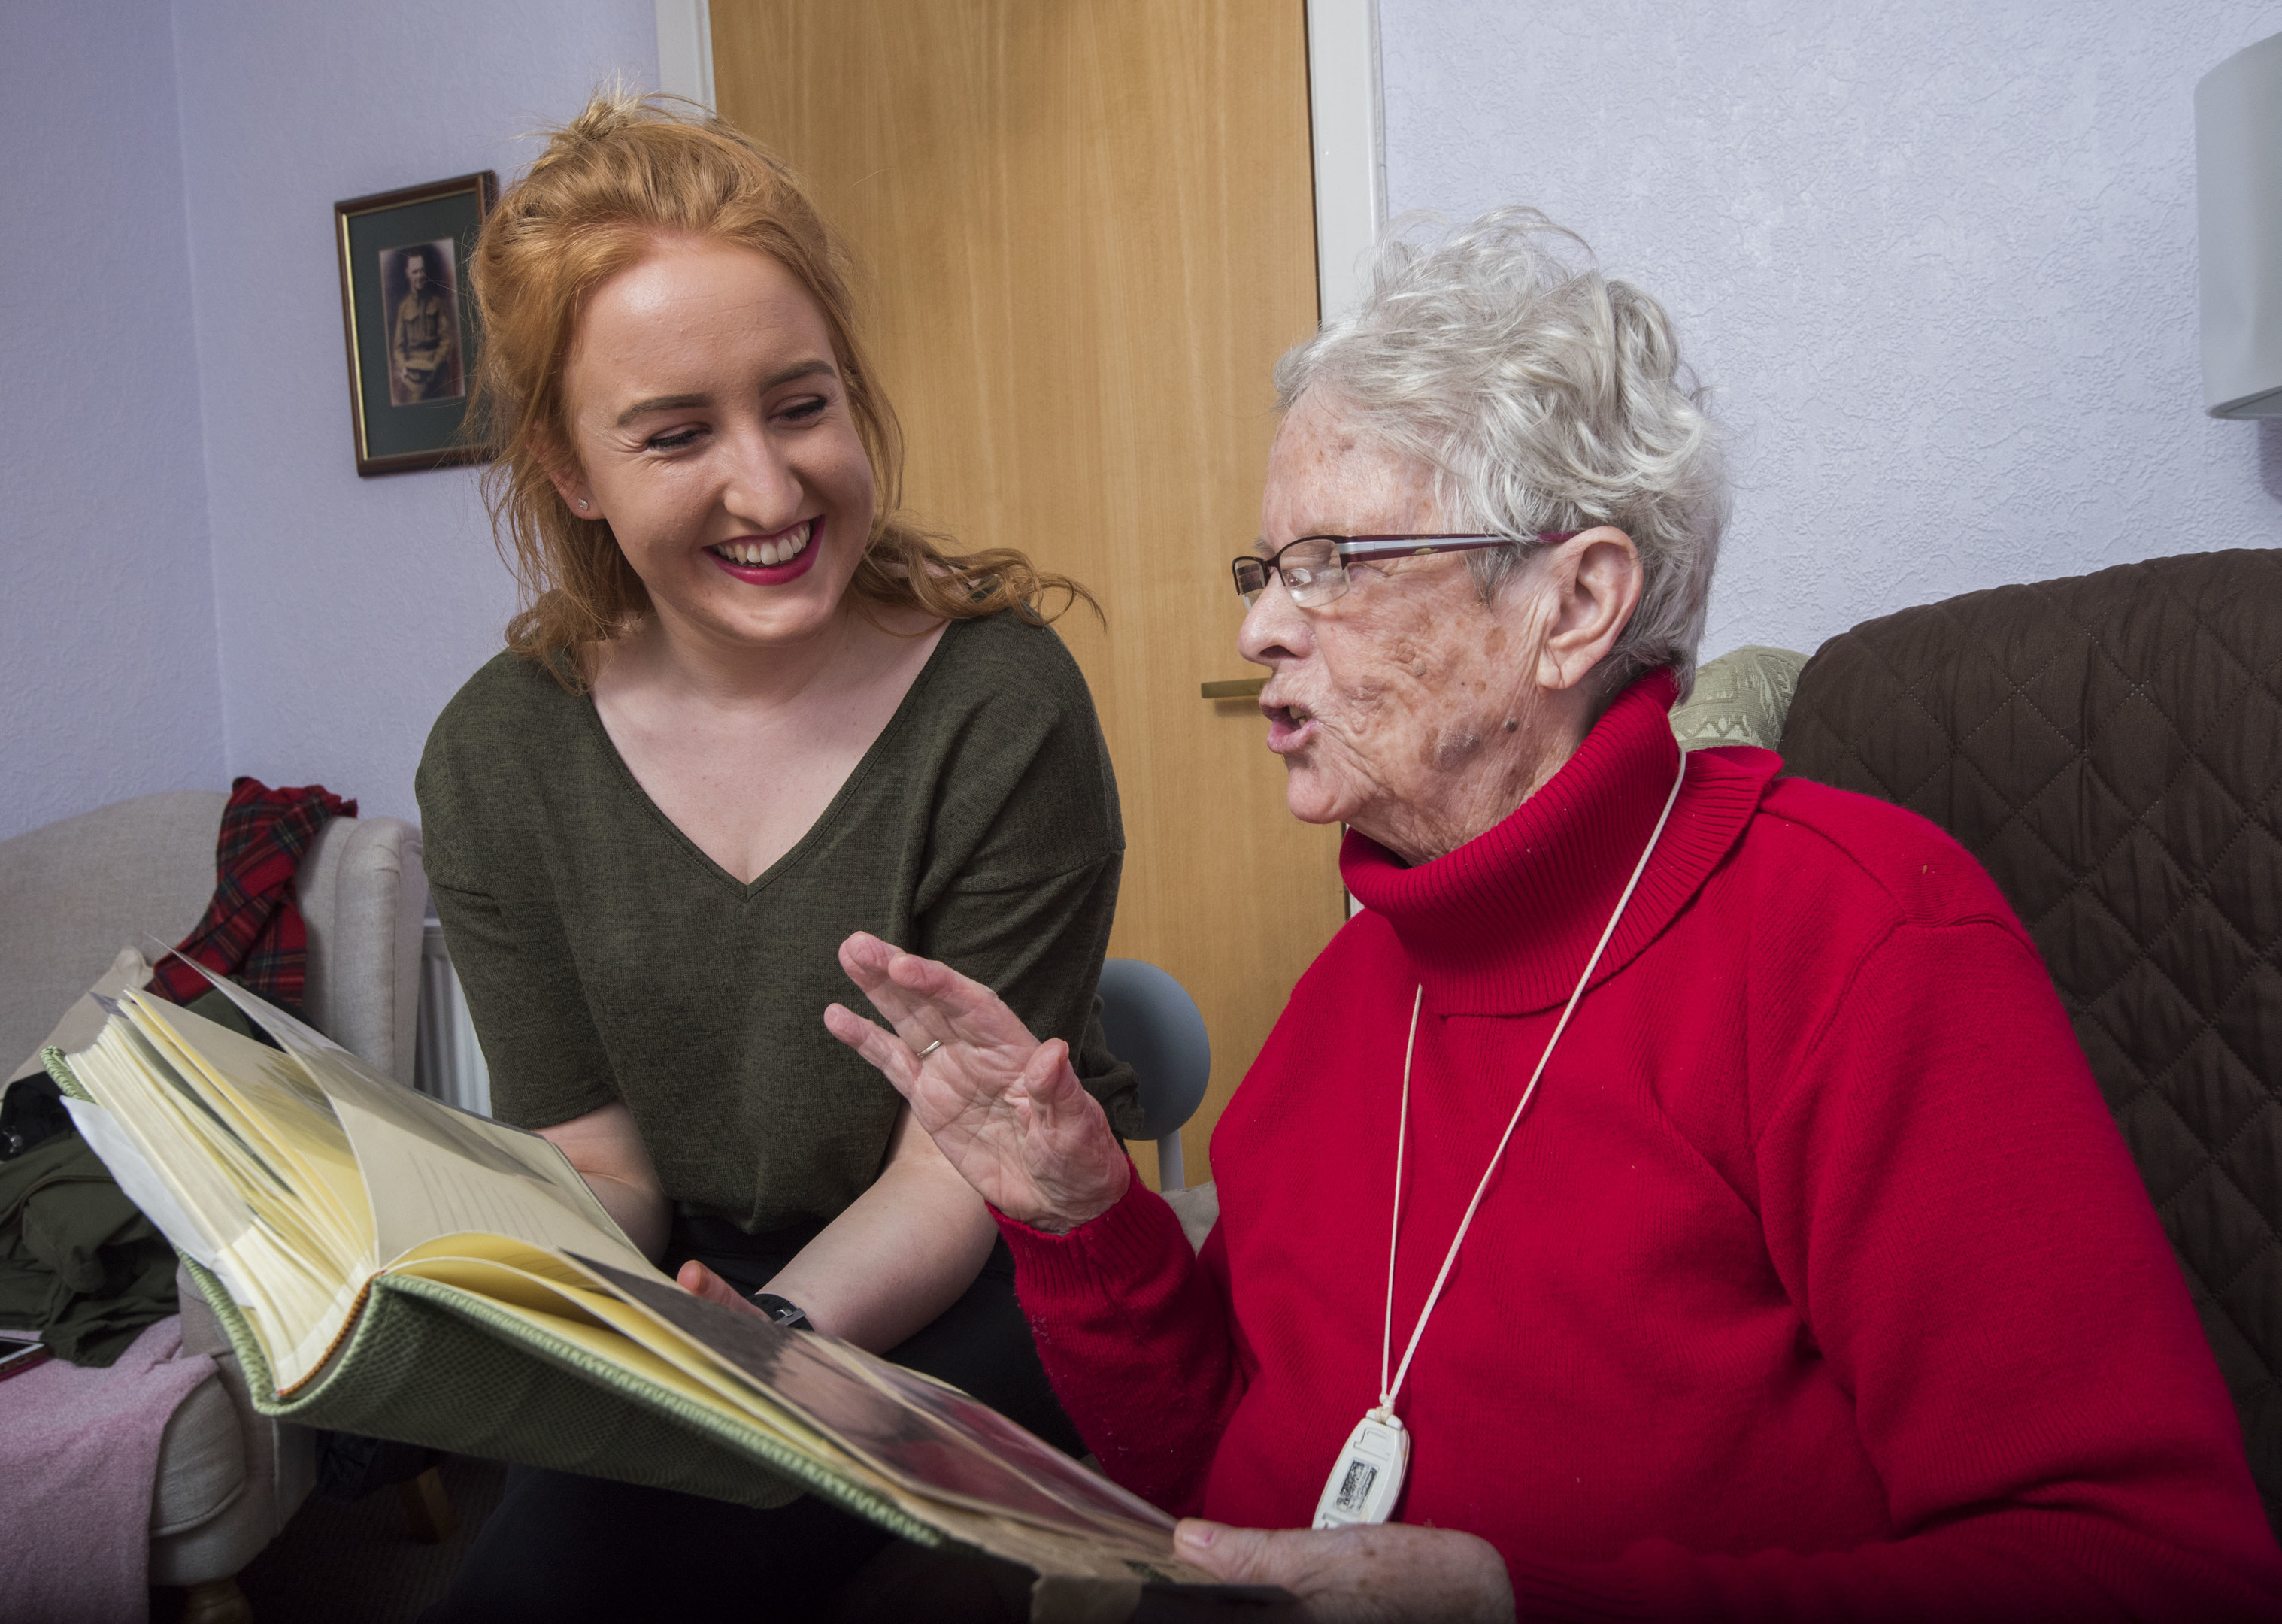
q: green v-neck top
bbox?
[414,612,1139,1235]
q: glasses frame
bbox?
[1230,531,1584,608]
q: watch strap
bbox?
[748,1292,811,1332]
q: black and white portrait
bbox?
[379,238,465,406]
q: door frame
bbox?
[1305,0,1387,319]
[654,0,717,110]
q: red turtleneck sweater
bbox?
[997,672,2282,1621]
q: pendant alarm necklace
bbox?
[1313,757,1688,1529]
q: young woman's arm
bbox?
[549,1094,995,1349]
[742,1104,999,1350]
[535,1100,671,1262]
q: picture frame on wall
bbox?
[333,171,499,476]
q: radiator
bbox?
[414,920,492,1116]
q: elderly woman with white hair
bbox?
[699,211,2282,1619]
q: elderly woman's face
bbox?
[1241,390,1571,862]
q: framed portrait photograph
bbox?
[333,171,499,476]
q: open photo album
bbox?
[41,968,1217,1596]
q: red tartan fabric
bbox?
[146,777,356,1013]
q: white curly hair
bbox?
[1274,208,1726,698]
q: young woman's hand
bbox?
[823,932,1129,1233]
[674,1258,762,1314]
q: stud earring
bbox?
[576,498,590,511]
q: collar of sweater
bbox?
[1339,669,1779,1017]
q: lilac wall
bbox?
[0,2,225,843]
[1380,1,2282,662]
[174,0,657,823]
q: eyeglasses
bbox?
[1230,532,1583,609]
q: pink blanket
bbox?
[0,1317,214,1624]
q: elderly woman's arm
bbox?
[1507,916,2281,1622]
[823,930,1250,1512]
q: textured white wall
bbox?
[1380,0,2282,662]
[0,2,225,843]
[174,0,658,823]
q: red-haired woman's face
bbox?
[553,238,877,653]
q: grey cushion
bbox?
[9,946,153,1086]
[0,792,227,1079]
[1669,645,1808,752]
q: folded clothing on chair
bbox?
[144,775,355,1014]
[0,1129,178,1367]
[0,1316,216,1624]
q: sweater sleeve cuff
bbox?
[990,1164,1191,1301]
[1499,1553,1655,1623]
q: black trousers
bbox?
[422,1216,1079,1622]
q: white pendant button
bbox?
[1313,1411,1411,1529]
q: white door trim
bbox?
[1310,1,1385,921]
[1306,0,1386,323]
[655,0,716,111]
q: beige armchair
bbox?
[0,790,427,1622]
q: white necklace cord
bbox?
[1379,984,1426,1411]
[1374,756,1689,1420]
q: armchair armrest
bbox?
[297,817,427,1087]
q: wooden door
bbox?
[712,1,1341,1187]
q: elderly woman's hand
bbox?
[1174,1520,1515,1623]
[822,932,1130,1233]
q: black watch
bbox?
[749,1292,811,1332]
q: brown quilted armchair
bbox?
[1775,547,2282,1531]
